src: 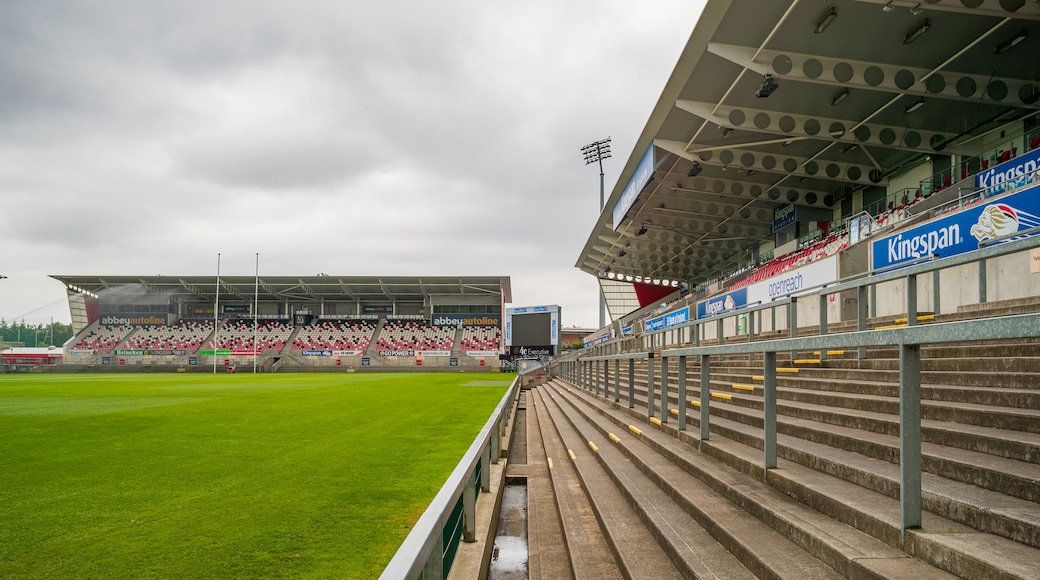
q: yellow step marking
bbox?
[588,441,598,453]
[547,458,553,469]
[649,417,662,426]
[711,392,732,400]
[813,350,845,356]
[608,433,620,444]
[629,425,642,435]
[732,384,755,391]
[894,314,935,323]
[670,408,679,416]
[752,375,764,381]
[690,400,701,407]
[777,368,800,373]
[875,323,907,330]
[793,359,821,364]
[568,449,576,461]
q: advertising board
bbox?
[871,185,1040,270]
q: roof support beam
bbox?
[707,42,1040,110]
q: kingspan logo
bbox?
[887,223,963,263]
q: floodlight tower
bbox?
[581,137,611,329]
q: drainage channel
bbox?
[489,393,528,579]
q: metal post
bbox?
[614,358,620,402]
[819,292,828,361]
[660,356,669,423]
[748,307,756,362]
[763,351,777,471]
[695,321,701,346]
[789,297,798,363]
[677,355,687,431]
[900,343,923,545]
[978,258,987,304]
[492,422,501,463]
[716,318,723,348]
[870,283,877,317]
[933,268,941,316]
[857,285,868,360]
[647,353,656,418]
[481,443,491,492]
[907,274,918,326]
[627,359,635,408]
[700,354,711,440]
[463,470,476,542]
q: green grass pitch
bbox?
[0,373,512,578]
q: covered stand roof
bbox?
[578,0,1040,287]
[50,275,511,305]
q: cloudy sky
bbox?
[0,0,706,329]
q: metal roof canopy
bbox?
[578,0,1040,286]
[50,275,511,305]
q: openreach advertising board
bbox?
[695,255,838,319]
[505,305,560,358]
[871,184,1040,271]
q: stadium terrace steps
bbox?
[535,381,959,579]
[532,388,684,579]
[544,379,1040,579]
[548,335,1040,577]
[522,388,576,580]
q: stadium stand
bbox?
[70,324,131,352]
[208,318,292,353]
[122,320,212,352]
[375,318,454,352]
[535,297,1040,578]
[290,318,376,352]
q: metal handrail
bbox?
[379,377,519,580]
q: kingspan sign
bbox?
[696,288,747,319]
[871,184,1040,270]
[976,147,1040,195]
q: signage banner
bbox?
[773,204,796,233]
[150,350,186,356]
[465,351,499,357]
[613,145,655,230]
[644,306,690,332]
[302,349,334,357]
[976,147,1040,191]
[747,255,838,303]
[415,350,451,357]
[114,349,147,356]
[508,305,555,315]
[363,305,394,314]
[696,288,747,320]
[333,350,363,357]
[430,314,501,327]
[379,350,415,357]
[622,326,633,335]
[100,314,168,326]
[67,349,95,355]
[230,350,258,356]
[509,345,552,357]
[361,357,370,366]
[870,186,1040,270]
[199,349,231,356]
[449,358,459,366]
[222,304,251,314]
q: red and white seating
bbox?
[71,325,131,351]
[375,319,453,352]
[291,319,376,352]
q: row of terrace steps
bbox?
[531,380,960,579]
[550,376,1040,578]
[573,348,1040,577]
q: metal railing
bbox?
[555,313,1040,547]
[379,377,519,580]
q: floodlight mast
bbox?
[581,137,612,329]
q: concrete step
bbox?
[557,380,1040,579]
[599,384,1040,553]
[533,388,683,579]
[524,390,578,580]
[542,384,841,579]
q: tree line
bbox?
[0,320,74,348]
